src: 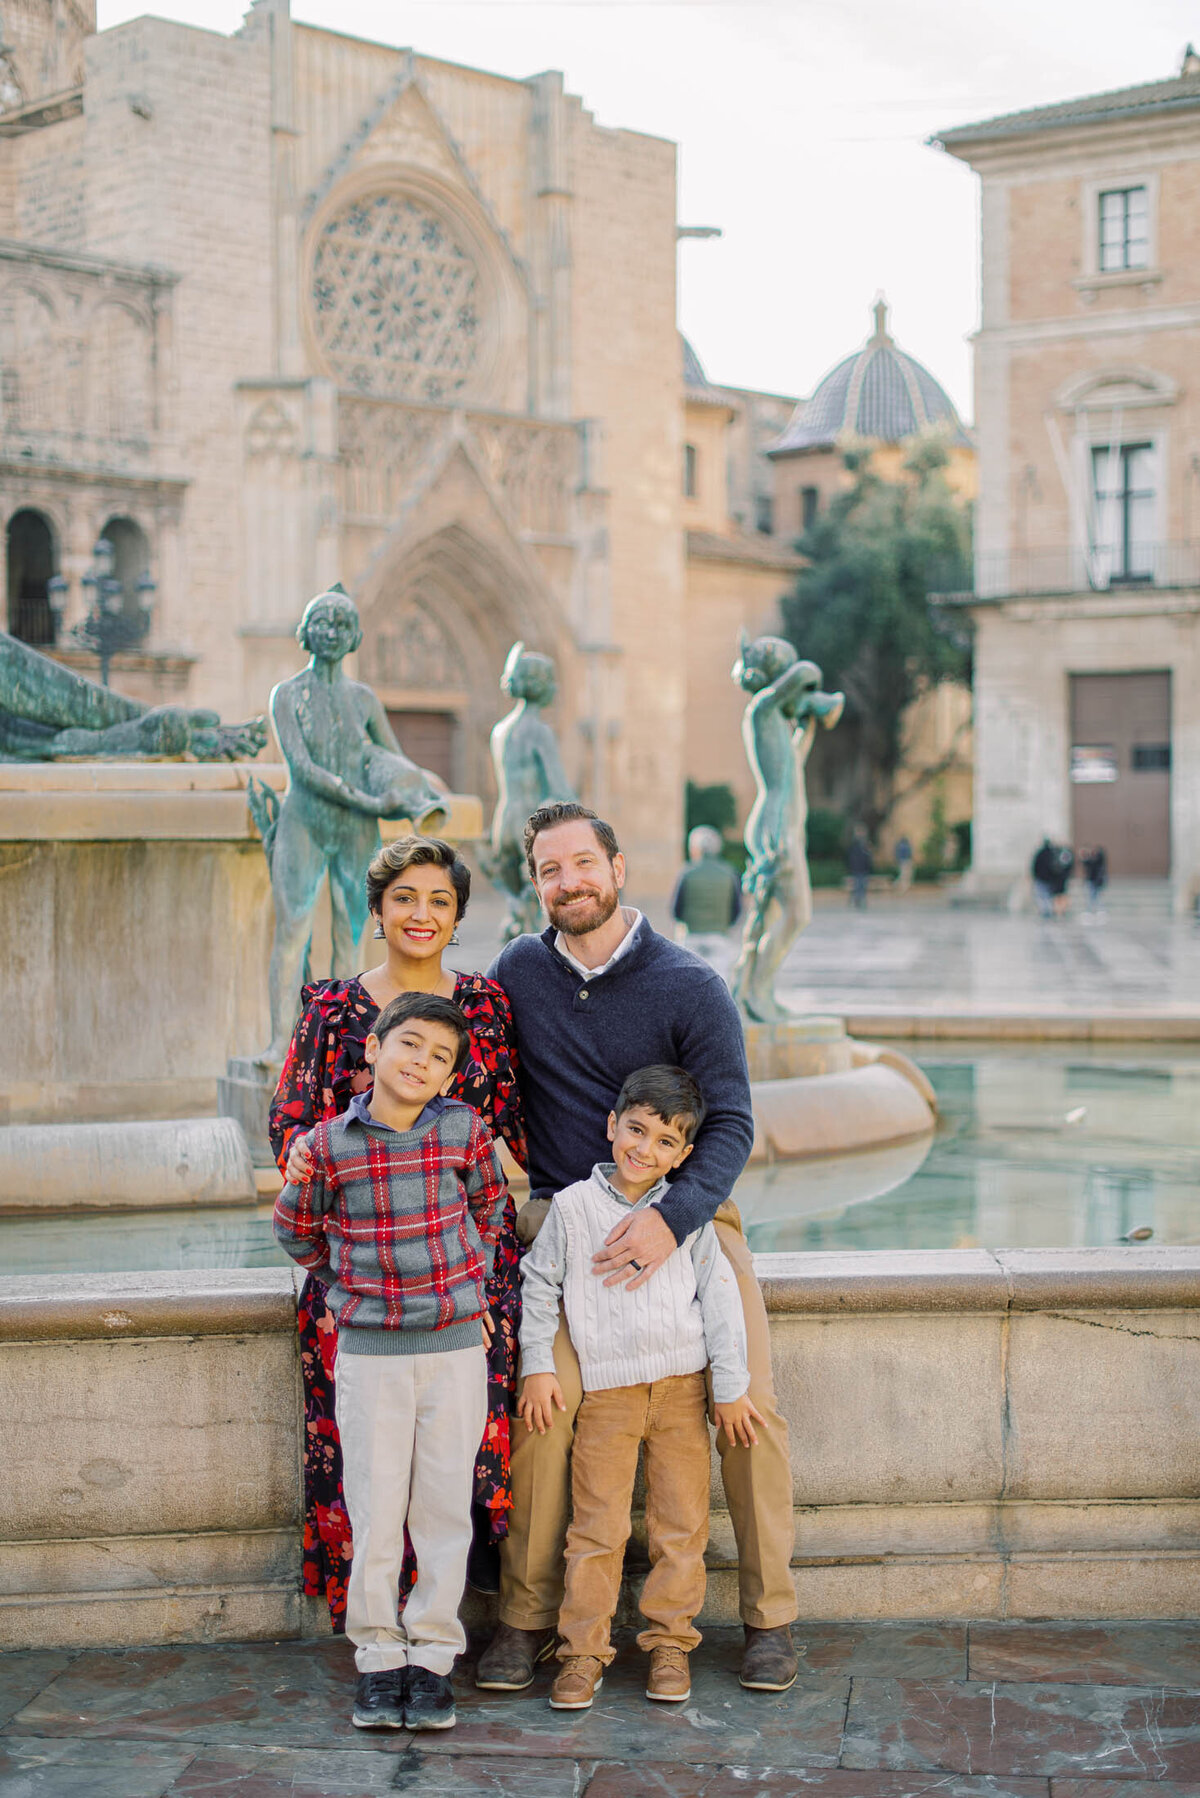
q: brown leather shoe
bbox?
[549,1655,605,1710]
[739,1624,800,1691]
[474,1622,557,1690]
[646,1644,691,1703]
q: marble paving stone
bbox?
[968,1621,1200,1688]
[1051,1783,1200,1798]
[420,1639,848,1767]
[0,1651,78,1727]
[6,1639,362,1748]
[389,1750,595,1795]
[584,1766,1049,1797]
[0,1735,196,1797]
[156,1743,588,1797]
[842,1677,1200,1781]
[793,1621,968,1678]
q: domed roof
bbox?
[770,299,970,455]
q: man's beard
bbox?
[546,882,621,938]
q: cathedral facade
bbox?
[0,0,731,887]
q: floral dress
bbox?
[268,971,527,1628]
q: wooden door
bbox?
[1069,672,1170,877]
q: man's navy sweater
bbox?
[488,923,753,1242]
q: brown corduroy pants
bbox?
[557,1371,710,1661]
[501,1199,797,1632]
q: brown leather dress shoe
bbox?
[549,1655,605,1710]
[739,1624,800,1691]
[475,1622,557,1690]
[646,1644,691,1702]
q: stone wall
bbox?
[2,1249,1196,1648]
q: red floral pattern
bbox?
[269,971,526,1628]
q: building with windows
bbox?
[0,0,742,889]
[936,55,1200,907]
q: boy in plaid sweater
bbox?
[274,992,508,1735]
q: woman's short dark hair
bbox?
[612,1064,706,1142]
[372,992,470,1073]
[366,836,471,920]
[523,802,620,881]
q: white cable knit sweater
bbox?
[518,1165,749,1401]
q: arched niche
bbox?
[88,303,153,441]
[0,285,59,432]
[6,508,59,645]
[99,515,152,615]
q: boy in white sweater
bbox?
[517,1065,759,1710]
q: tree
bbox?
[778,437,972,840]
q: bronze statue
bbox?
[0,627,266,760]
[484,640,574,941]
[730,632,843,1023]
[250,585,448,1059]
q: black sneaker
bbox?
[352,1668,406,1729]
[406,1666,456,1731]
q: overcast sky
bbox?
[99,0,1200,420]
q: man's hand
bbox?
[517,1372,565,1434]
[285,1131,315,1186]
[593,1206,677,1291]
[713,1392,766,1449]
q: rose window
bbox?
[311,193,484,402]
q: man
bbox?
[476,801,798,1694]
[669,824,742,970]
[846,825,872,910]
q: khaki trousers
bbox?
[335,1344,486,1676]
[501,1200,797,1631]
[559,1372,710,1662]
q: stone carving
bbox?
[249,584,449,1059]
[369,603,455,691]
[483,640,574,941]
[730,632,844,1023]
[311,192,482,403]
[336,398,577,537]
[338,397,444,517]
[0,626,267,761]
[245,398,299,459]
[472,418,575,535]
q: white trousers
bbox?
[334,1344,487,1676]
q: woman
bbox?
[269,835,525,1627]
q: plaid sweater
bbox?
[272,1095,509,1356]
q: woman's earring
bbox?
[449,927,461,946]
[373,921,385,939]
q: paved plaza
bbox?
[2,1623,1199,1795]
[451,884,1200,1026]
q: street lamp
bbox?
[70,537,156,686]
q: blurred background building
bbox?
[0,0,974,890]
[937,53,1200,911]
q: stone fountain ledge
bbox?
[3,1250,1198,1649]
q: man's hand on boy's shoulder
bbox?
[517,1372,566,1435]
[713,1390,765,1449]
[593,1204,677,1290]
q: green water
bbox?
[2,1045,1198,1275]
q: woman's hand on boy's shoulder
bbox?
[517,1372,566,1435]
[714,1390,765,1449]
[285,1130,315,1186]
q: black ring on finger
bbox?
[629,1258,643,1272]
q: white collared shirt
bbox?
[554,906,644,981]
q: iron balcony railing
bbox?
[971,541,1200,599]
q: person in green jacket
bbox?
[669,827,743,970]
